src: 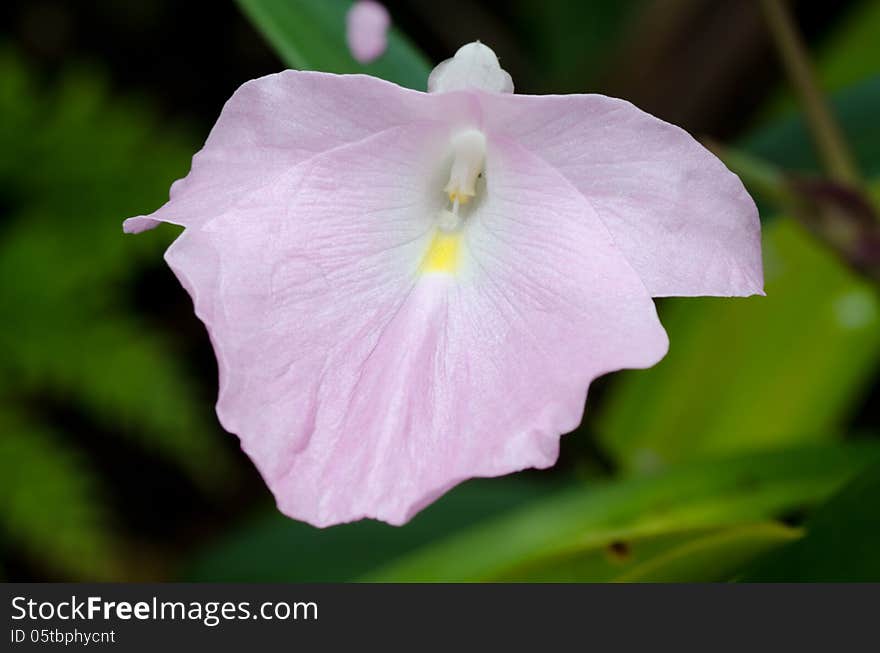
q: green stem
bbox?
[760,0,862,187]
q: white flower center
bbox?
[437,129,486,232]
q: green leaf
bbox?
[597,217,880,471]
[610,523,800,582]
[236,0,431,89]
[0,411,118,580]
[742,461,880,581]
[362,443,879,581]
[497,523,800,582]
[183,477,558,582]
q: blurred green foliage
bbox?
[188,443,879,582]
[363,444,878,581]
[235,0,430,89]
[497,523,801,583]
[766,0,880,120]
[749,76,880,178]
[596,217,880,470]
[742,461,880,581]
[510,0,639,92]
[187,478,558,582]
[0,50,235,579]
[0,413,114,579]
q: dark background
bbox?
[1,1,854,132]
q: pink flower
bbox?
[125,42,762,527]
[346,1,390,64]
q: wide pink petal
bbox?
[346,1,390,64]
[123,71,471,233]
[478,92,764,298]
[177,118,667,526]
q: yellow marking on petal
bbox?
[420,230,461,274]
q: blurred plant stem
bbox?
[759,0,863,190]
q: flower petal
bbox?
[346,1,390,64]
[478,93,764,297]
[123,70,470,233]
[180,117,666,526]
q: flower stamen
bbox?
[435,129,486,234]
[443,129,486,208]
[422,129,486,274]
